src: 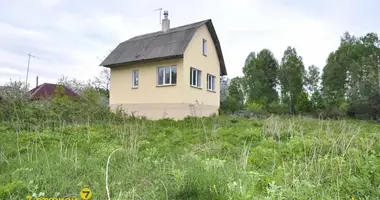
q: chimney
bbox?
[162,10,170,32]
[36,76,39,88]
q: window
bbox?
[132,69,139,88]
[157,66,177,86]
[202,39,207,56]
[190,67,202,88]
[207,74,216,91]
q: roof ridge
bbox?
[99,18,227,76]
[122,19,210,43]
[30,83,46,98]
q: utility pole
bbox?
[377,55,380,121]
[25,53,36,89]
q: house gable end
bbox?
[182,20,227,76]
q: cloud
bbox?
[0,0,379,87]
[0,67,23,76]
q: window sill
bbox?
[190,85,202,90]
[207,89,216,93]
[132,86,138,89]
[156,84,176,87]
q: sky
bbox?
[0,0,379,87]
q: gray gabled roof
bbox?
[100,19,227,76]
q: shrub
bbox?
[245,102,266,117]
[266,101,289,115]
[296,91,312,114]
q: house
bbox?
[100,11,227,120]
[27,83,80,100]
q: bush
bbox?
[266,101,289,115]
[246,102,264,113]
[296,91,312,114]
[220,97,243,114]
[0,81,123,130]
[245,102,267,118]
[322,107,346,119]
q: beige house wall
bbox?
[109,24,221,120]
[183,24,220,106]
[109,58,184,104]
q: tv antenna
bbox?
[154,8,163,24]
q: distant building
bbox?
[27,83,80,100]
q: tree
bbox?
[244,52,256,68]
[220,76,229,103]
[311,90,325,112]
[57,75,91,94]
[321,51,347,108]
[279,46,305,114]
[305,65,320,96]
[225,77,246,112]
[243,49,279,105]
[93,68,111,98]
[296,90,312,113]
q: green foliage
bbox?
[220,97,242,114]
[296,91,312,114]
[243,49,279,105]
[245,102,266,115]
[0,80,121,130]
[266,101,289,115]
[322,32,380,118]
[310,90,325,111]
[221,77,246,113]
[224,32,380,119]
[279,46,306,114]
[305,65,320,95]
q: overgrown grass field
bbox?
[1,116,380,199]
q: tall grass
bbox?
[0,84,379,199]
[1,116,380,199]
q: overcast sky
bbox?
[0,0,379,86]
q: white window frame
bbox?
[202,39,207,56]
[157,65,177,86]
[132,69,139,88]
[207,74,216,92]
[190,67,202,88]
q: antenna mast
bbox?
[154,8,163,25]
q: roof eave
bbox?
[102,54,184,68]
[204,20,227,76]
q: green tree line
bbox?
[221,32,380,120]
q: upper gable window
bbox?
[157,66,177,86]
[132,69,139,88]
[202,39,207,56]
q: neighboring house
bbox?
[28,83,80,100]
[100,11,227,120]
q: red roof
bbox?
[28,83,80,100]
